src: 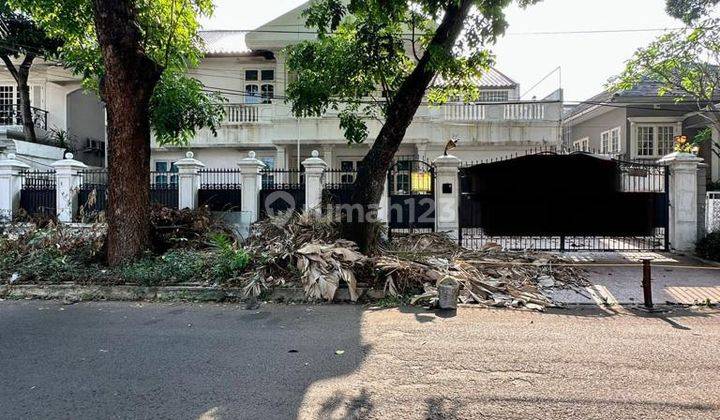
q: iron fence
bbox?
[78,169,108,219]
[259,168,305,218]
[150,171,178,209]
[458,151,669,252]
[198,168,243,211]
[19,170,56,216]
[322,169,356,208]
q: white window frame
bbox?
[600,126,622,154]
[244,68,275,104]
[573,137,590,152]
[153,160,178,186]
[629,117,683,159]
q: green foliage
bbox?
[611,0,720,160]
[0,5,62,60]
[285,0,538,145]
[209,233,250,281]
[696,231,720,261]
[666,0,720,24]
[119,250,207,286]
[9,0,225,145]
[150,70,227,146]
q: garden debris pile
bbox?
[244,214,590,309]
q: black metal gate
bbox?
[19,170,56,217]
[459,152,669,251]
[259,169,305,219]
[387,160,435,238]
[198,168,242,211]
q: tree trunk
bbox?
[92,0,162,265]
[348,0,474,252]
[17,73,37,143]
[0,54,37,142]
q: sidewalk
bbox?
[548,252,720,306]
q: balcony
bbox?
[0,104,48,130]
[222,103,273,125]
[442,101,561,123]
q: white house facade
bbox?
[1,2,562,173]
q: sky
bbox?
[200,0,680,102]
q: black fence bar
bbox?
[0,104,48,130]
[198,168,242,211]
[78,169,108,218]
[19,170,56,216]
[259,168,305,218]
[322,169,357,208]
[150,171,178,209]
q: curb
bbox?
[0,284,376,303]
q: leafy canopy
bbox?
[612,0,720,156]
[9,0,225,145]
[285,0,538,144]
[0,5,62,61]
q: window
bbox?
[600,127,621,154]
[573,137,589,152]
[0,85,16,125]
[154,161,178,186]
[636,124,675,157]
[478,90,510,102]
[245,69,274,104]
[260,157,276,188]
[340,160,356,184]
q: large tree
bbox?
[13,0,225,265]
[0,6,61,142]
[613,0,720,159]
[286,0,537,251]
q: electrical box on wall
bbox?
[442,183,452,194]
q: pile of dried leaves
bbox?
[242,215,590,310]
[150,205,231,251]
[242,213,370,300]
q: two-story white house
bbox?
[151,3,562,175]
[2,2,562,174]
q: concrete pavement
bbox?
[1,301,719,419]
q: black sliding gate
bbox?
[459,152,669,251]
[387,160,435,239]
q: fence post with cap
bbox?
[238,151,266,223]
[51,152,87,223]
[175,151,205,210]
[0,153,30,222]
[302,150,327,215]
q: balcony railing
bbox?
[223,103,273,124]
[218,101,561,126]
[0,104,48,130]
[443,101,559,122]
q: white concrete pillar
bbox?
[51,153,87,223]
[0,153,30,222]
[302,150,327,215]
[174,151,205,210]
[659,152,704,252]
[322,145,334,168]
[238,151,266,223]
[433,154,461,239]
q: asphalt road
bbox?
[0,301,718,419]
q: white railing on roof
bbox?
[708,191,720,233]
[442,101,558,122]
[223,104,272,124]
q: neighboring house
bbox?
[562,79,720,182]
[151,2,562,176]
[0,60,106,168]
